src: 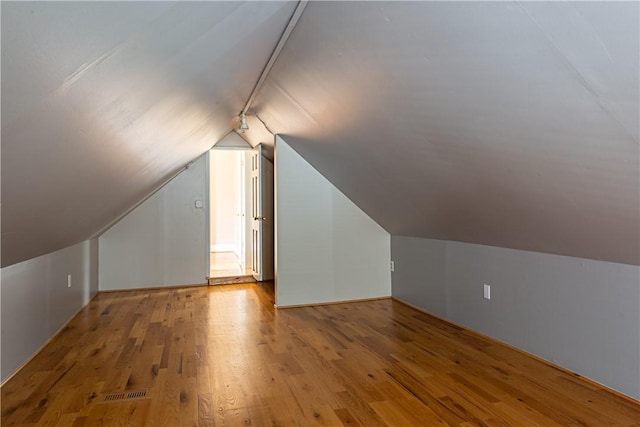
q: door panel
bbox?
[251,144,274,281]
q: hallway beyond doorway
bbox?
[209,251,251,279]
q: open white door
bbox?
[251,144,274,281]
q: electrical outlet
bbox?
[483,283,491,300]
[390,261,395,272]
[67,274,72,288]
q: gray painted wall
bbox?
[391,235,640,399]
[1,239,99,382]
[391,237,447,318]
[99,154,208,291]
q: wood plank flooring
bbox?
[2,283,639,426]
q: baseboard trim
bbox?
[98,282,208,293]
[391,297,640,405]
[1,292,100,388]
[276,295,391,309]
[210,244,236,253]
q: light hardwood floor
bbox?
[2,283,639,426]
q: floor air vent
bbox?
[103,393,126,402]
[103,390,148,402]
[126,390,148,399]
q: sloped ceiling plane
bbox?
[2,1,639,267]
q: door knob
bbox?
[254,216,266,221]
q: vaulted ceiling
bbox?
[2,1,639,267]
[1,1,296,266]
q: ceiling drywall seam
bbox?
[251,108,276,135]
[241,0,308,115]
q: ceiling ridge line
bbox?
[241,0,309,115]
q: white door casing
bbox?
[238,152,246,269]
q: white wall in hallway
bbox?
[210,150,242,253]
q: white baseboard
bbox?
[211,244,235,252]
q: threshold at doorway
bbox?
[207,275,256,285]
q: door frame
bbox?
[206,146,254,280]
[204,151,211,278]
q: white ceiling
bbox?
[2,1,639,267]
[1,1,296,266]
[247,1,639,265]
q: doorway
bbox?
[208,149,253,280]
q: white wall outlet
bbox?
[390,261,395,272]
[67,274,72,288]
[483,283,491,300]
[194,200,204,209]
